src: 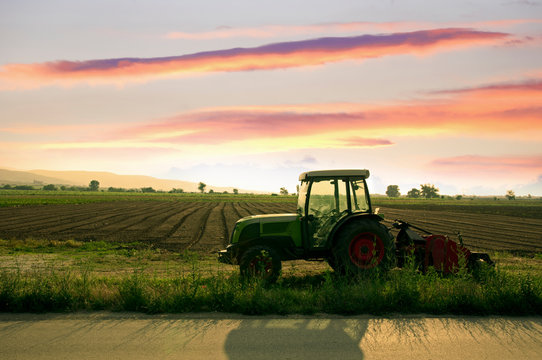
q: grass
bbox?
[1,239,541,315]
[1,261,540,315]
[0,190,297,207]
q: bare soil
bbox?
[0,201,541,254]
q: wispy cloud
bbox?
[340,137,394,147]
[165,22,423,39]
[432,79,542,95]
[14,75,542,156]
[430,155,542,178]
[0,28,508,89]
[165,19,539,40]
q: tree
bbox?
[209,189,214,194]
[407,188,421,198]
[385,185,400,198]
[233,188,239,195]
[506,190,515,200]
[280,187,289,195]
[43,184,57,191]
[108,187,126,192]
[198,182,206,193]
[141,187,156,193]
[169,188,184,193]
[420,184,439,199]
[89,180,100,191]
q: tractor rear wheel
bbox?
[333,220,395,275]
[240,245,282,282]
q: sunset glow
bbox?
[1,1,541,195]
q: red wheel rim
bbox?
[249,254,273,275]
[348,232,385,269]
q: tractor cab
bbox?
[297,169,372,249]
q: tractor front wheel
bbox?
[240,246,282,282]
[333,220,395,275]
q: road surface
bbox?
[1,312,541,359]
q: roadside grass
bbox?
[1,239,541,315]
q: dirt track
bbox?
[0,201,541,253]
[1,313,541,360]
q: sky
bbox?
[1,0,541,195]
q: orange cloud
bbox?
[0,28,508,89]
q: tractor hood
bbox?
[230,213,302,246]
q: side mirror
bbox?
[374,207,380,215]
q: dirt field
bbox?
[0,201,541,254]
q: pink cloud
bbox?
[30,74,541,155]
[107,75,542,146]
[433,79,542,95]
[430,155,542,178]
[340,137,394,147]
[0,28,508,89]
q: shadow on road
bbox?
[2,313,541,360]
[224,317,368,360]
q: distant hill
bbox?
[0,169,79,186]
[0,168,251,193]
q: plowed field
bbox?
[0,201,541,254]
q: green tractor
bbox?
[218,169,395,281]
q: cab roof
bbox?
[299,169,370,181]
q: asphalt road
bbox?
[1,312,541,359]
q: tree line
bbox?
[3,179,523,199]
[385,184,440,199]
[2,180,241,195]
[386,184,522,200]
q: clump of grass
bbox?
[1,259,540,315]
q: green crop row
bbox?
[0,191,297,207]
[373,197,542,219]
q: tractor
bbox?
[218,169,492,281]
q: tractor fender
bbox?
[328,213,385,248]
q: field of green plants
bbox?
[0,190,295,207]
[2,189,541,219]
[372,196,542,219]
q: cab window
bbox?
[350,180,369,212]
